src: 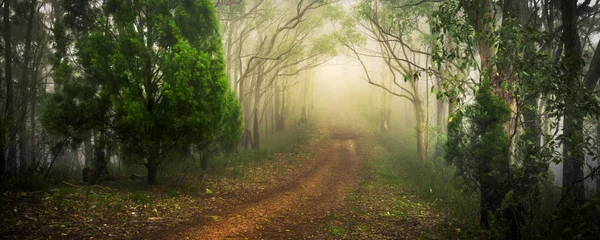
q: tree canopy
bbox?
[42,0,241,185]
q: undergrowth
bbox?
[0,121,318,239]
[354,117,481,238]
[356,110,586,239]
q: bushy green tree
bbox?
[446,80,512,231]
[43,0,241,185]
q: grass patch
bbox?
[353,112,579,239]
[158,121,316,187]
[127,192,151,205]
[354,224,370,232]
[328,225,349,236]
[355,127,480,238]
[381,131,477,221]
[90,121,319,198]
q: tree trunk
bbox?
[301,71,310,123]
[597,120,600,194]
[4,0,17,175]
[587,41,600,194]
[92,127,108,183]
[84,133,93,166]
[275,81,282,131]
[179,145,191,160]
[0,0,10,177]
[522,0,541,148]
[200,150,210,172]
[386,90,392,130]
[271,94,275,134]
[585,41,600,90]
[252,67,263,149]
[310,73,314,112]
[523,96,540,144]
[253,107,260,149]
[29,57,39,168]
[467,0,516,232]
[404,100,411,128]
[239,74,251,149]
[265,98,270,137]
[479,162,507,230]
[414,98,427,161]
[18,0,37,174]
[146,157,158,185]
[560,0,585,203]
[480,184,490,229]
[380,85,388,131]
[278,85,287,131]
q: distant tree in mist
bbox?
[337,0,444,161]
[216,0,341,149]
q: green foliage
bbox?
[431,0,480,103]
[430,0,582,237]
[127,192,151,205]
[43,0,242,184]
[41,60,108,148]
[216,91,244,152]
[352,0,435,47]
[446,80,511,187]
[355,114,480,238]
[445,80,513,233]
[328,225,349,236]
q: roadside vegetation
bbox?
[1,0,600,239]
[0,122,317,239]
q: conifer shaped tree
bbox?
[43,0,241,184]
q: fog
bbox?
[2,0,600,238]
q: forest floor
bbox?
[0,118,462,239]
[156,118,460,239]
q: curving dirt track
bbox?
[169,130,361,240]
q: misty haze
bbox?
[1,0,599,239]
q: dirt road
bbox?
[169,129,362,239]
[0,116,453,240]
